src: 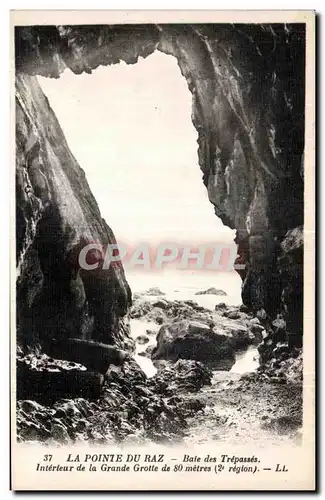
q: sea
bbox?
[126,269,242,309]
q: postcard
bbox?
[10,10,315,491]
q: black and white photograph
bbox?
[11,10,315,491]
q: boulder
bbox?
[182,300,206,311]
[152,320,235,370]
[146,308,167,325]
[223,309,241,320]
[130,300,153,319]
[151,299,169,310]
[46,338,129,374]
[214,319,255,349]
[153,359,212,393]
[215,303,227,310]
[146,329,157,336]
[136,334,150,345]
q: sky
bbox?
[38,51,235,248]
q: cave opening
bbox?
[38,50,242,307]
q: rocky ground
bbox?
[16,291,303,447]
[184,372,302,447]
[16,352,213,445]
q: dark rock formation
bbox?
[45,338,130,374]
[139,344,156,358]
[18,367,105,402]
[130,300,153,319]
[16,356,212,445]
[258,343,303,384]
[15,23,305,355]
[136,334,150,345]
[278,226,304,347]
[16,73,132,352]
[16,349,103,402]
[152,320,236,369]
[153,359,212,394]
[151,299,169,309]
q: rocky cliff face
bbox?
[16,73,132,350]
[15,24,305,353]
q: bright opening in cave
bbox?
[38,51,242,305]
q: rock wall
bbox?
[16,73,132,350]
[15,23,305,349]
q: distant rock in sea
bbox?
[143,287,166,296]
[195,287,227,296]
